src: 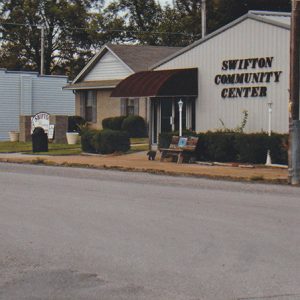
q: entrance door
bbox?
[151,97,196,145]
[160,100,173,133]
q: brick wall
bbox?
[19,115,32,142]
[20,114,68,144]
[50,115,68,144]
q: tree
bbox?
[213,0,291,29]
[0,0,292,77]
[102,0,164,45]
[0,0,101,77]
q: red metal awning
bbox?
[111,68,198,98]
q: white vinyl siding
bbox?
[155,19,290,134]
[0,70,74,140]
[84,51,132,81]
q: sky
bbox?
[158,0,173,5]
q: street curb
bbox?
[0,157,288,185]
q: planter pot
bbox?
[66,132,79,145]
[9,131,19,142]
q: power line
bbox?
[0,21,193,36]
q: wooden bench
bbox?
[160,136,199,164]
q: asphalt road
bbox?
[1,163,300,300]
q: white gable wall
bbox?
[84,51,132,81]
[155,19,290,133]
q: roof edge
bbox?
[0,68,68,79]
[152,11,290,70]
[105,44,135,73]
[72,45,108,84]
[63,85,116,90]
[249,10,291,17]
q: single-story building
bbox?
[64,43,181,129]
[111,11,295,146]
[0,69,74,140]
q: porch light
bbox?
[178,100,183,137]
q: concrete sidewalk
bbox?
[0,151,288,183]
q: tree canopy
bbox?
[0,0,291,78]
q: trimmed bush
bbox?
[268,133,288,165]
[94,129,130,154]
[81,129,98,153]
[102,116,127,130]
[198,131,237,162]
[102,117,114,130]
[68,116,86,133]
[235,133,288,164]
[121,116,148,138]
[235,133,269,164]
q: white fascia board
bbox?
[72,45,108,84]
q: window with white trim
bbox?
[121,98,139,116]
[80,90,97,123]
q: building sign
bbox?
[214,57,283,99]
[31,112,50,135]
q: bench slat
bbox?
[159,136,199,164]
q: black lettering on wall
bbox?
[216,56,281,99]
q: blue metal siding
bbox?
[32,76,74,115]
[0,70,74,140]
[20,76,33,115]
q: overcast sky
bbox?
[158,0,172,5]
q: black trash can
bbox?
[32,127,48,152]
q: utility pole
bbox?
[289,0,300,185]
[201,0,207,38]
[40,26,45,75]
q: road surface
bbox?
[0,163,300,300]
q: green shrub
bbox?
[102,116,127,130]
[68,116,86,133]
[102,117,114,130]
[235,133,269,164]
[268,133,288,165]
[121,116,148,138]
[81,129,98,153]
[198,131,237,162]
[235,133,288,164]
[94,129,130,154]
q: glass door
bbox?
[160,99,173,133]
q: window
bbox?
[80,91,97,123]
[121,98,139,116]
